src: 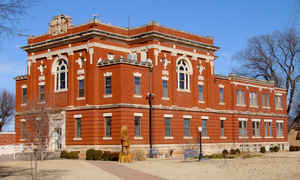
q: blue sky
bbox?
[0,0,297,130]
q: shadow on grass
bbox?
[0,166,68,180]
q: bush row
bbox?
[260,146,280,153]
[289,145,300,151]
[86,149,119,161]
[60,150,80,159]
[222,148,241,156]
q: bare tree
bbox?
[233,28,300,116]
[0,0,34,37]
[0,89,15,132]
[22,99,59,180]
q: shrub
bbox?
[102,151,111,161]
[296,146,300,151]
[86,149,96,160]
[110,152,119,161]
[230,149,237,155]
[60,150,68,159]
[273,146,280,152]
[236,148,241,154]
[269,147,274,152]
[95,150,103,160]
[67,151,80,159]
[260,146,266,153]
[132,150,146,161]
[222,149,228,158]
[206,154,224,159]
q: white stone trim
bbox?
[134,136,144,140]
[0,132,16,135]
[202,136,210,140]
[238,118,248,121]
[264,136,273,139]
[21,85,27,88]
[252,119,261,122]
[104,72,112,77]
[77,75,85,80]
[252,136,262,139]
[162,97,170,101]
[183,136,193,139]
[104,94,112,98]
[276,120,284,123]
[183,115,192,119]
[134,113,143,117]
[220,117,226,120]
[133,72,142,77]
[133,95,142,98]
[239,136,249,139]
[102,137,112,140]
[164,136,174,140]
[218,84,224,88]
[103,113,112,117]
[220,136,227,139]
[77,69,85,75]
[264,119,272,122]
[164,114,173,118]
[162,76,169,80]
[201,116,209,119]
[73,114,82,118]
[198,100,205,104]
[20,119,26,122]
[38,81,45,86]
[231,81,274,91]
[39,76,45,81]
[73,137,82,141]
[275,93,283,96]
[77,97,85,101]
[198,81,204,85]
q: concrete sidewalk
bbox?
[89,161,166,180]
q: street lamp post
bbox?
[198,126,203,161]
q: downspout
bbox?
[148,66,153,158]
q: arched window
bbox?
[177,59,191,91]
[54,59,68,91]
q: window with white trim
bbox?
[165,117,171,137]
[198,84,204,102]
[105,76,112,95]
[134,76,141,95]
[78,79,84,98]
[22,87,27,104]
[21,121,27,139]
[54,59,68,91]
[75,117,81,138]
[105,116,112,137]
[249,92,258,107]
[184,118,190,136]
[135,116,142,137]
[162,80,168,98]
[275,95,283,109]
[252,119,260,137]
[236,89,245,106]
[262,93,270,107]
[219,87,224,104]
[177,59,191,91]
[220,118,225,137]
[239,118,248,137]
[264,120,272,137]
[276,121,284,137]
[202,119,207,137]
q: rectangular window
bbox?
[21,121,26,139]
[264,121,272,137]
[219,88,224,104]
[198,84,204,102]
[135,116,141,137]
[221,120,225,137]
[105,117,111,137]
[78,79,84,97]
[165,117,171,137]
[134,77,141,95]
[239,119,247,137]
[39,85,45,101]
[275,95,283,109]
[75,118,81,138]
[236,90,245,106]
[22,88,27,104]
[262,93,270,107]
[252,120,260,137]
[105,76,112,95]
[276,121,283,137]
[162,80,168,98]
[249,92,257,107]
[202,119,207,137]
[184,118,190,136]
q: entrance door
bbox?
[55,128,62,150]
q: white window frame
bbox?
[264,119,273,138]
[236,89,245,106]
[104,73,112,98]
[276,120,284,138]
[133,72,142,98]
[201,116,209,139]
[252,119,261,138]
[220,117,226,138]
[219,85,225,105]
[134,113,143,139]
[176,58,192,92]
[238,118,248,138]
[275,95,283,110]
[249,92,258,107]
[103,113,112,140]
[53,58,68,92]
[162,76,169,100]
[21,85,27,105]
[73,114,82,141]
[198,82,205,103]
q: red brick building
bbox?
[14,15,288,156]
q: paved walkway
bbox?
[89,161,166,180]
